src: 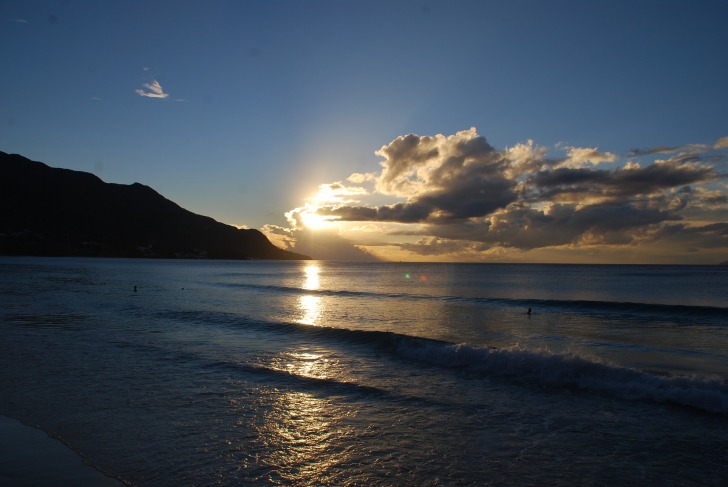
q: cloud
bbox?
[715,136,728,149]
[558,146,618,168]
[276,128,728,262]
[347,172,377,184]
[398,237,488,257]
[321,128,519,224]
[692,187,728,207]
[262,224,379,261]
[649,222,728,250]
[629,146,682,157]
[629,143,711,157]
[135,79,169,99]
[504,140,549,176]
[284,180,372,230]
[391,199,678,254]
[374,127,510,197]
[529,157,717,203]
[318,202,433,223]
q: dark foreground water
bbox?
[0,257,726,486]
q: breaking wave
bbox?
[266,322,728,415]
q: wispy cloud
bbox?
[628,143,710,157]
[276,128,728,262]
[714,136,728,149]
[8,18,28,24]
[135,80,169,99]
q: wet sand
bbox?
[0,415,124,487]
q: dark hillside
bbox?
[0,151,309,260]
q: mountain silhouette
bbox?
[0,151,309,260]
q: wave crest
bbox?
[393,337,728,414]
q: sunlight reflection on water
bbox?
[254,345,357,484]
[297,295,323,326]
[302,263,320,291]
[256,390,351,484]
[283,351,326,379]
[298,263,323,326]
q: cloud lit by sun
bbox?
[286,180,371,230]
[266,127,728,263]
[299,207,332,230]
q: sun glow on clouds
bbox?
[286,180,370,230]
[265,128,728,263]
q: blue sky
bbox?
[2,0,727,262]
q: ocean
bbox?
[0,257,726,486]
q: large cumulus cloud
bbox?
[288,127,727,259]
[323,128,519,224]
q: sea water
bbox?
[0,257,726,486]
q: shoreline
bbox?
[0,415,124,487]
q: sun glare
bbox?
[295,181,359,230]
[301,210,331,230]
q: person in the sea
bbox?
[527,307,532,315]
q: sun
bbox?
[289,182,355,231]
[301,209,331,230]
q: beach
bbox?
[0,415,123,487]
